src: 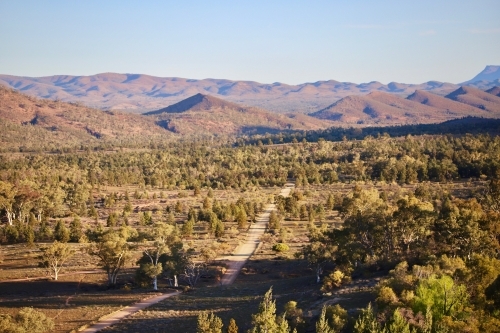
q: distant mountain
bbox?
[407,90,482,116]
[1,67,499,115]
[144,93,331,135]
[144,93,247,115]
[0,86,172,151]
[0,73,464,114]
[463,65,500,83]
[445,86,500,113]
[486,86,500,97]
[309,87,500,125]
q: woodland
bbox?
[1,124,500,332]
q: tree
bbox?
[301,225,336,283]
[413,275,468,321]
[160,240,190,287]
[0,307,54,333]
[386,309,410,333]
[0,181,15,226]
[69,215,84,242]
[353,303,382,333]
[181,257,204,289]
[325,304,348,332]
[227,318,238,333]
[196,312,223,333]
[316,306,335,333]
[392,197,434,256]
[39,241,74,281]
[138,223,174,290]
[236,208,248,229]
[182,218,195,237]
[54,220,70,243]
[269,211,280,230]
[89,230,130,286]
[321,270,349,292]
[250,287,279,333]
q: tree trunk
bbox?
[316,265,323,283]
[174,275,178,287]
[6,210,13,226]
[153,276,158,291]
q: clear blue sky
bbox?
[1,1,499,84]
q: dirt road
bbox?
[79,183,293,331]
[220,183,294,285]
[78,291,181,333]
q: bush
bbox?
[0,307,54,333]
[272,243,289,252]
[321,270,350,292]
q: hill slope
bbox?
[144,93,248,115]
[310,88,500,125]
[143,94,332,135]
[445,86,500,113]
[406,90,487,116]
[0,86,173,151]
[486,86,500,97]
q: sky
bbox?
[0,1,499,84]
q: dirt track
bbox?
[78,291,181,333]
[220,183,294,285]
[79,183,294,332]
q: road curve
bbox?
[78,291,181,333]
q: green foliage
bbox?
[316,306,335,333]
[0,307,54,333]
[272,243,289,253]
[89,229,130,286]
[69,215,84,242]
[250,287,279,333]
[197,312,223,333]
[386,309,410,333]
[414,275,468,321]
[321,270,349,292]
[54,220,70,243]
[182,218,195,237]
[354,303,383,333]
[376,286,399,309]
[269,211,280,230]
[485,274,500,308]
[39,241,74,280]
[227,318,238,333]
[325,304,348,332]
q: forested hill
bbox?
[240,117,500,146]
[143,93,332,135]
[0,86,174,152]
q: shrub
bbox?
[272,243,289,252]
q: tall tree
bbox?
[250,287,280,333]
[89,230,130,286]
[139,223,174,290]
[39,241,75,280]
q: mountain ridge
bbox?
[143,93,332,135]
[1,67,498,113]
[309,86,500,125]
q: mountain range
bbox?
[1,66,499,113]
[2,67,500,150]
[310,86,500,125]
